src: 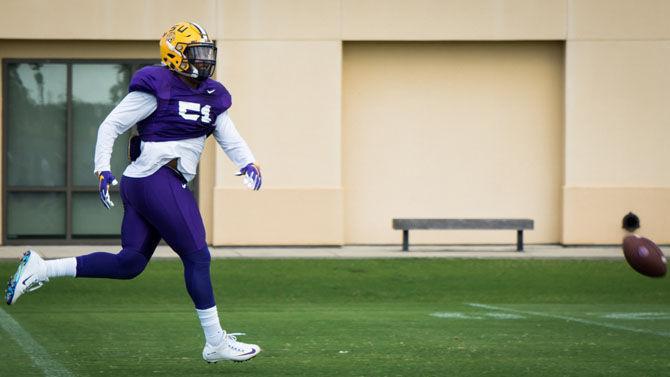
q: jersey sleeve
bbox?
[128,66,161,95]
[94,91,158,173]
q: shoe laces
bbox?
[225,333,248,352]
[20,251,48,290]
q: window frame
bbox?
[2,58,169,245]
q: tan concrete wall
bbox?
[564,187,670,244]
[1,0,568,41]
[564,0,670,243]
[211,40,343,245]
[213,188,342,245]
[1,0,218,40]
[0,40,157,59]
[568,0,670,40]
[208,1,567,245]
[2,0,669,245]
[217,0,341,40]
[565,42,670,187]
[210,1,344,245]
[343,42,564,244]
[342,0,567,40]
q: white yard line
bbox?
[467,303,670,338]
[0,307,74,376]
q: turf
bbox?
[1,258,669,376]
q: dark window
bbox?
[3,60,156,243]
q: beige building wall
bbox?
[211,40,343,245]
[211,1,344,245]
[1,0,219,40]
[564,0,670,244]
[1,0,669,245]
[341,0,567,40]
[343,42,564,244]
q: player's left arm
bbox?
[213,111,261,190]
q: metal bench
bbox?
[392,218,534,252]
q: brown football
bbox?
[622,235,667,278]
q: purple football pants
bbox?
[75,167,215,309]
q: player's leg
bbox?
[5,179,160,305]
[75,203,160,279]
[47,177,160,280]
[138,167,260,362]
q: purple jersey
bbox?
[128,66,232,142]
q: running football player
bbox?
[5,21,262,363]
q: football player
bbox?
[5,21,262,363]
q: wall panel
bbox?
[343,42,564,244]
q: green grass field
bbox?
[1,258,669,376]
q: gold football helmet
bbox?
[159,21,216,80]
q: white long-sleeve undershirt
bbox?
[94,91,255,182]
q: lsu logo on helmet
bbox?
[159,21,217,81]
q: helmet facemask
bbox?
[182,43,217,81]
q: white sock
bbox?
[196,306,225,346]
[45,258,77,278]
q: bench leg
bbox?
[402,230,409,252]
[517,230,524,252]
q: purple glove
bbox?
[98,171,118,209]
[235,163,262,191]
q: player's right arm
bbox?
[94,91,157,174]
[94,91,157,208]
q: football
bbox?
[622,235,667,278]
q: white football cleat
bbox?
[5,250,49,305]
[202,332,261,363]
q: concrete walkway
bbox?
[0,244,625,260]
